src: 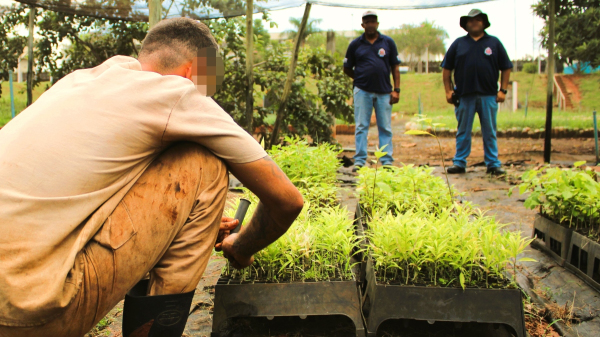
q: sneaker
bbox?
[352,165,363,173]
[486,167,506,176]
[446,165,466,174]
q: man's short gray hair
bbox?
[139,18,218,72]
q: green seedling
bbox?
[366,205,532,289]
[405,116,453,202]
[512,161,600,237]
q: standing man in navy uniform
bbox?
[343,11,401,172]
[442,9,512,175]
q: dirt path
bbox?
[336,117,596,167]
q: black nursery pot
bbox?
[566,230,600,292]
[210,277,365,337]
[531,214,573,265]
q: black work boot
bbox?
[446,165,466,174]
[122,279,195,337]
[486,166,506,176]
[352,165,363,173]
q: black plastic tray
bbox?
[211,277,365,337]
[531,214,573,265]
[360,258,526,337]
[354,203,526,337]
[566,230,600,292]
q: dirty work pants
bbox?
[0,143,229,337]
[353,87,394,166]
[453,94,502,169]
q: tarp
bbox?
[10,0,496,21]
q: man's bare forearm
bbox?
[226,156,303,260]
[442,68,453,94]
[392,65,400,89]
[500,69,511,91]
[231,201,292,257]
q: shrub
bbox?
[523,62,538,74]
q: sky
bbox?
[0,0,547,59]
[265,0,546,59]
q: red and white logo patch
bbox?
[378,48,386,57]
[484,47,492,56]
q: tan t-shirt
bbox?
[0,56,266,326]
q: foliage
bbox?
[534,0,600,68]
[512,162,600,234]
[523,62,539,74]
[223,199,358,282]
[367,205,534,288]
[304,48,354,124]
[0,3,145,94]
[0,5,27,98]
[284,17,322,47]
[387,21,448,72]
[269,136,341,206]
[210,17,348,143]
[221,138,358,282]
[356,164,459,215]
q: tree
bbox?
[387,21,448,72]
[284,17,322,47]
[0,5,28,98]
[534,0,600,68]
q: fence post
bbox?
[594,110,599,165]
[9,70,16,119]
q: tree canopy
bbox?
[387,21,448,71]
[534,0,600,68]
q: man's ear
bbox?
[184,62,193,81]
[361,22,365,29]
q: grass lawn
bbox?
[415,108,597,131]
[0,81,50,127]
[575,73,600,111]
[392,72,551,114]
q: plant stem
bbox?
[434,129,453,202]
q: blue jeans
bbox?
[353,87,394,166]
[453,94,501,169]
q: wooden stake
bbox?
[149,0,162,28]
[543,0,555,163]
[27,5,35,107]
[245,0,255,134]
[268,3,312,148]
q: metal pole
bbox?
[594,110,599,165]
[269,3,312,148]
[245,0,255,134]
[543,0,555,163]
[149,0,162,28]
[9,70,16,118]
[26,5,35,107]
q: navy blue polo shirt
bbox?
[441,33,513,97]
[344,32,401,94]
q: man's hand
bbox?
[390,91,400,105]
[446,91,454,104]
[214,216,239,251]
[496,91,506,103]
[221,233,254,269]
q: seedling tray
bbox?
[211,277,365,337]
[361,258,526,337]
[566,230,600,292]
[354,203,526,337]
[531,214,573,265]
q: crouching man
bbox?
[0,18,303,337]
